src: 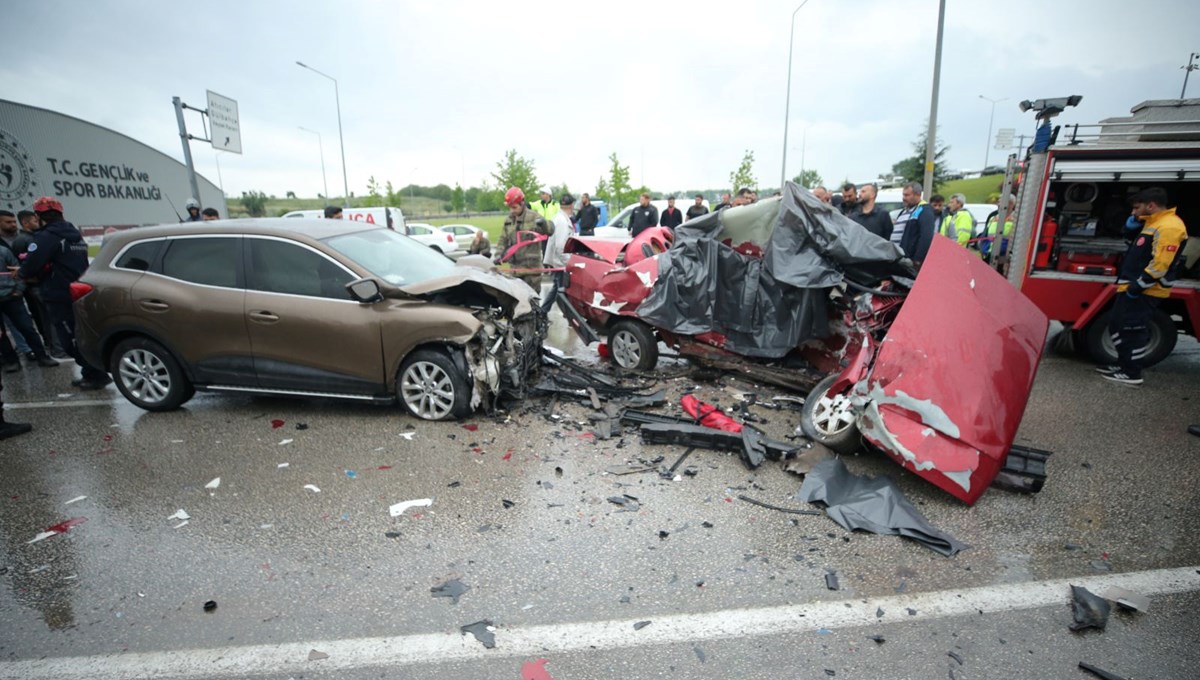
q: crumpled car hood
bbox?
[399,263,538,317]
[855,237,1049,505]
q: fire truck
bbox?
[1001,98,1200,366]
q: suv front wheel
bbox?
[110,337,194,411]
[398,348,471,421]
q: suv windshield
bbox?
[323,228,455,286]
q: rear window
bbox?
[161,237,240,288]
[113,240,162,271]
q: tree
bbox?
[593,177,612,204]
[363,176,385,207]
[792,170,823,189]
[890,125,951,191]
[385,180,399,207]
[285,191,296,199]
[729,150,757,192]
[451,183,465,212]
[240,190,268,217]
[490,149,539,197]
[603,153,636,209]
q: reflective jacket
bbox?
[1117,207,1188,299]
[940,209,974,247]
[530,199,559,222]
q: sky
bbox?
[2,0,1197,200]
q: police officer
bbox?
[18,197,111,390]
[184,197,203,222]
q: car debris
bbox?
[736,494,822,516]
[64,495,88,505]
[389,498,432,517]
[307,649,329,661]
[27,517,88,544]
[430,579,470,604]
[1100,586,1149,613]
[607,495,641,511]
[866,634,885,644]
[203,600,217,613]
[797,458,968,556]
[947,650,964,665]
[303,484,321,493]
[167,509,190,521]
[1078,662,1130,680]
[825,572,840,590]
[460,620,497,648]
[204,477,220,490]
[633,620,652,630]
[783,443,835,477]
[1069,585,1111,631]
[521,658,554,680]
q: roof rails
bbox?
[1057,119,1200,146]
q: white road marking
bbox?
[1,565,1197,679]
[5,399,116,410]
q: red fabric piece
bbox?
[681,394,742,433]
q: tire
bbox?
[1082,308,1177,368]
[109,336,193,412]
[800,374,861,454]
[397,348,471,421]
[607,319,659,371]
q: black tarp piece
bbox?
[635,183,909,358]
[797,458,969,557]
[1078,662,1130,680]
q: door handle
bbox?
[248,310,279,323]
[139,299,170,312]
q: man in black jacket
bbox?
[17,197,111,390]
[659,196,684,228]
[576,193,600,236]
[849,183,894,240]
[686,194,709,221]
[629,193,659,237]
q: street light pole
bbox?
[1183,52,1199,99]
[780,0,812,191]
[296,61,350,209]
[298,126,329,201]
[921,0,946,194]
[979,95,1007,171]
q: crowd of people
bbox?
[1,197,110,440]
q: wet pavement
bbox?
[1,317,1198,678]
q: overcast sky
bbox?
[2,0,1197,199]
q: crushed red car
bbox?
[561,185,1049,504]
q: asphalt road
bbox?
[1,319,1197,679]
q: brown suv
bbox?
[74,219,545,420]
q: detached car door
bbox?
[243,236,386,396]
[131,235,254,385]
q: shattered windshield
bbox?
[323,228,456,286]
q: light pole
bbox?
[780,0,813,190]
[296,61,350,208]
[979,95,1007,171]
[921,0,946,194]
[1183,52,1199,99]
[298,126,329,201]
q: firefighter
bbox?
[496,187,552,290]
[1097,187,1188,385]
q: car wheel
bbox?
[110,337,193,412]
[800,374,861,454]
[398,348,471,421]
[608,319,659,371]
[1083,307,1177,368]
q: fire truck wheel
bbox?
[1083,307,1178,369]
[800,375,862,454]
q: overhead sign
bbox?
[206,90,242,154]
[994,127,1015,150]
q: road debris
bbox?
[947,650,964,665]
[824,572,840,590]
[307,649,329,661]
[783,443,834,477]
[1100,586,1150,613]
[399,431,416,440]
[502,499,516,509]
[1078,662,1130,680]
[64,495,87,505]
[867,634,885,644]
[633,620,652,630]
[521,658,553,680]
[737,494,822,516]
[389,498,432,517]
[693,646,707,663]
[1069,585,1111,631]
[279,439,293,446]
[203,600,217,612]
[270,419,284,429]
[303,485,321,493]
[430,579,470,604]
[277,462,289,468]
[461,620,497,648]
[168,509,190,521]
[797,458,968,556]
[296,422,308,430]
[204,477,221,490]
[27,517,88,544]
[607,495,641,511]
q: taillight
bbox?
[70,282,94,301]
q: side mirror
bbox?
[346,278,383,303]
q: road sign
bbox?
[994,127,1015,150]
[206,90,242,154]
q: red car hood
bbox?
[854,237,1049,504]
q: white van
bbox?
[282,206,406,230]
[594,198,710,240]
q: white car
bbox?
[406,222,460,254]
[439,224,483,250]
[593,199,710,240]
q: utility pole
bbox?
[1183,52,1199,99]
[780,0,813,190]
[979,95,1007,171]
[172,96,203,205]
[298,126,328,200]
[922,0,946,194]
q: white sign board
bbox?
[206,90,242,154]
[994,127,1015,150]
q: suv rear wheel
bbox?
[110,337,194,411]
[398,349,471,421]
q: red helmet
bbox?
[33,196,64,213]
[504,187,525,207]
